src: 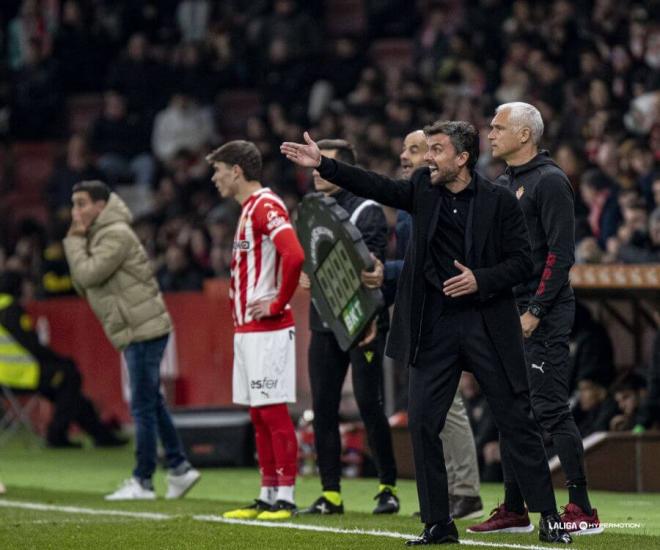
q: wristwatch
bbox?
[527,303,544,318]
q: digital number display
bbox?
[314,240,361,317]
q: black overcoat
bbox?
[316,157,534,393]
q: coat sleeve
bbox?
[63,230,132,289]
[318,157,415,212]
[528,172,575,315]
[473,190,533,300]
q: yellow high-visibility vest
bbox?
[0,294,40,389]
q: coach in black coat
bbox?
[349,161,531,394]
[282,122,571,545]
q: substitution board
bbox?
[297,193,384,351]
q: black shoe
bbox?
[373,487,400,514]
[451,495,484,520]
[539,512,573,544]
[299,495,344,515]
[406,521,459,545]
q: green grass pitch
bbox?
[1,439,659,549]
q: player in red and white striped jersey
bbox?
[230,187,299,333]
[207,141,304,520]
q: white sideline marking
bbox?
[17,519,134,525]
[0,499,170,520]
[0,500,556,550]
[197,515,556,549]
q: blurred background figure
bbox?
[0,270,126,448]
[157,244,205,292]
[573,366,619,439]
[90,90,155,189]
[609,372,647,431]
[47,134,104,212]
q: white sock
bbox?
[277,485,295,504]
[259,486,276,504]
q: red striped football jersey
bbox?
[230,188,296,332]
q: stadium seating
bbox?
[66,94,104,135]
[369,38,414,73]
[215,90,262,139]
[550,431,660,492]
[325,0,366,36]
[10,142,58,195]
[1,193,50,238]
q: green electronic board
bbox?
[297,193,384,351]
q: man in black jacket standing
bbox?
[281,123,571,545]
[468,102,601,536]
[298,139,399,516]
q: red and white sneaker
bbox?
[466,504,534,534]
[560,503,604,535]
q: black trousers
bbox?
[38,358,108,443]
[308,330,397,492]
[503,297,586,487]
[408,294,556,525]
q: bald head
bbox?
[400,130,428,178]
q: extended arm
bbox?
[281,132,415,212]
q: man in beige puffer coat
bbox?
[63,180,200,501]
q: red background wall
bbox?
[27,281,312,424]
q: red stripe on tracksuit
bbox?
[535,252,557,297]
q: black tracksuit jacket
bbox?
[496,151,575,316]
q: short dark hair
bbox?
[206,140,262,181]
[72,180,111,202]
[627,198,648,211]
[610,372,646,394]
[423,120,479,171]
[581,168,612,191]
[317,139,357,166]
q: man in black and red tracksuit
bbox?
[469,102,602,536]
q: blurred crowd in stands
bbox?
[0,0,658,299]
[0,0,658,469]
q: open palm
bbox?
[280,132,322,168]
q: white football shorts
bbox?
[233,327,297,407]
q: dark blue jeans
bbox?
[124,334,186,481]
